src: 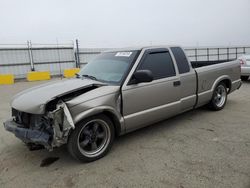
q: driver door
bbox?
[122,48,181,132]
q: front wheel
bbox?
[67,114,115,162]
[208,82,228,111]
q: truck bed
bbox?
[191,60,235,68]
[192,59,241,107]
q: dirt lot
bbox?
[0,79,250,188]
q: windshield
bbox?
[78,50,139,84]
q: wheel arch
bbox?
[102,111,122,137]
[73,107,124,137]
[212,76,232,94]
[221,79,232,93]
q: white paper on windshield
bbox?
[115,52,132,57]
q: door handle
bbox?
[173,81,181,87]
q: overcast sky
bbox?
[0,0,250,47]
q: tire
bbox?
[241,76,249,81]
[67,114,115,162]
[208,82,228,111]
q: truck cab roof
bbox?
[104,45,182,52]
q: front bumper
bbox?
[4,119,51,148]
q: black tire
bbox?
[241,76,249,81]
[67,114,115,162]
[208,82,228,111]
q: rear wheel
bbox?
[67,114,114,162]
[241,76,249,81]
[208,82,227,111]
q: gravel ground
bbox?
[0,79,250,188]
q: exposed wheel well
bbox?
[220,79,231,93]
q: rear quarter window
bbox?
[171,47,190,74]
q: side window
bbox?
[137,51,176,80]
[171,47,190,74]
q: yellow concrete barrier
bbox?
[0,74,14,85]
[64,68,80,78]
[27,71,51,81]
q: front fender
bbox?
[72,106,125,134]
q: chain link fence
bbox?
[185,46,250,62]
[1,40,250,79]
[0,42,75,78]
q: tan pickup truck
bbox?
[4,46,241,162]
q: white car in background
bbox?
[238,55,250,81]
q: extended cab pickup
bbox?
[4,46,242,162]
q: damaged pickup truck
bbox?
[4,46,242,162]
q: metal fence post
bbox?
[227,48,229,61]
[56,39,63,78]
[27,40,35,71]
[217,48,219,61]
[76,39,80,68]
[207,48,209,61]
[195,48,197,61]
[74,52,78,68]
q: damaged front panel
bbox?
[5,83,103,150]
[48,102,75,148]
[4,102,75,150]
[4,80,122,151]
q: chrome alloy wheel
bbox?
[77,119,111,158]
[214,85,227,108]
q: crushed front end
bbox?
[4,102,74,151]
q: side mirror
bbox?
[131,70,153,84]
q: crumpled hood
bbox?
[11,78,106,114]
